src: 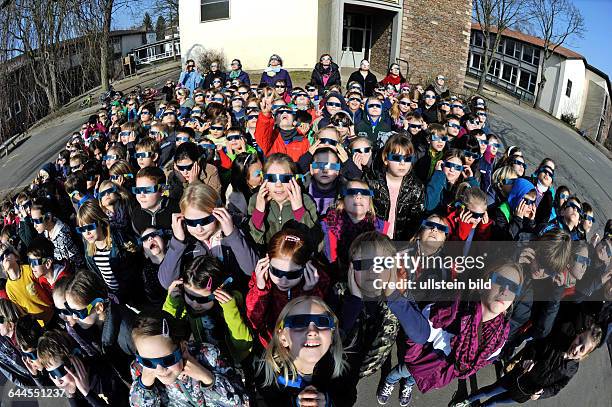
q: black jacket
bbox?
[100,302,138,383]
[131,196,180,235]
[364,168,425,240]
[202,70,226,88]
[67,355,129,407]
[347,70,378,96]
[500,333,579,402]
[420,104,439,124]
[311,62,342,93]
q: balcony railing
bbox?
[467,67,534,103]
[131,37,181,66]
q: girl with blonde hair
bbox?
[158,183,258,292]
[256,296,348,406]
[76,200,140,304]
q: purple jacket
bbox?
[402,299,509,393]
[259,69,293,91]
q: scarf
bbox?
[229,69,242,79]
[265,66,281,76]
[429,300,509,377]
[433,81,448,96]
[278,127,303,144]
[383,74,402,85]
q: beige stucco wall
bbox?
[179,0,320,71]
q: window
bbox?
[472,31,484,47]
[522,46,533,64]
[514,42,522,59]
[471,53,483,70]
[200,0,230,22]
[504,40,515,57]
[497,39,505,53]
[501,64,517,84]
[14,101,21,115]
[566,79,572,97]
[488,59,500,77]
[518,70,536,93]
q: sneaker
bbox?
[377,381,395,405]
[399,382,413,406]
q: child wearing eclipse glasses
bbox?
[37,329,129,406]
[0,243,54,325]
[321,180,390,279]
[414,123,449,183]
[379,262,522,405]
[163,255,253,364]
[364,134,425,241]
[131,167,180,235]
[158,183,258,292]
[445,187,492,243]
[166,142,222,202]
[255,296,348,407]
[129,312,249,406]
[0,298,39,387]
[248,153,320,246]
[425,149,479,214]
[246,228,329,348]
[493,178,538,241]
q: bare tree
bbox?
[528,0,585,108]
[473,0,527,93]
[0,0,78,111]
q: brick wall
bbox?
[400,0,473,91]
[370,13,393,76]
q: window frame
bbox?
[566,79,573,98]
[200,0,230,23]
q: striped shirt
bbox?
[93,248,119,292]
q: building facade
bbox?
[179,0,472,89]
[468,24,611,145]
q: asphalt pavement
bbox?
[0,69,610,407]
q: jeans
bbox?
[468,384,514,406]
[384,363,416,386]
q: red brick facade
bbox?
[400,0,473,91]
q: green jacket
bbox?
[247,193,321,245]
[162,290,253,363]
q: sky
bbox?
[571,0,612,77]
[114,0,612,79]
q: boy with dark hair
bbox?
[38,330,129,406]
[64,172,93,210]
[131,167,180,234]
[307,147,342,216]
[30,199,83,267]
[134,137,160,169]
[15,314,52,385]
[26,237,72,297]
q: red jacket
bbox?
[445,207,492,241]
[245,266,330,348]
[36,261,71,299]
[254,112,310,162]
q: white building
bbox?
[469,24,611,144]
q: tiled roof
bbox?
[471,23,584,60]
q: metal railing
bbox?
[0,128,30,158]
[131,38,181,66]
[466,67,534,103]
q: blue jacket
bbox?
[259,69,293,91]
[227,70,251,85]
[178,70,203,93]
[425,170,479,214]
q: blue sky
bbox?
[115,0,612,79]
[571,0,612,77]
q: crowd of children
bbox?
[0,53,610,407]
